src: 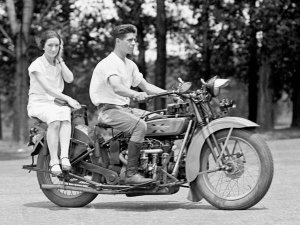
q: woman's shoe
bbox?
[60,157,71,171]
[50,164,62,176]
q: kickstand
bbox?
[22,156,37,173]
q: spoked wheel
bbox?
[37,153,99,207]
[195,129,273,210]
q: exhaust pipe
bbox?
[41,184,101,194]
[41,183,173,195]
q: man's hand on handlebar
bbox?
[131,90,186,103]
[173,96,184,103]
[133,92,148,101]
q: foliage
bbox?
[1,0,300,139]
[0,1,14,108]
[181,1,248,86]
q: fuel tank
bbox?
[146,117,189,136]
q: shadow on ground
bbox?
[24,200,266,212]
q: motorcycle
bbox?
[23,76,274,210]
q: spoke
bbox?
[243,170,258,184]
[231,140,238,155]
[237,140,244,155]
[217,172,227,192]
[203,135,262,199]
[225,179,237,197]
[207,140,259,198]
[237,178,240,196]
[221,177,232,197]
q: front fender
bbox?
[186,117,258,183]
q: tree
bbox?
[246,0,259,123]
[255,0,298,129]
[5,0,34,142]
[256,54,273,129]
[154,0,167,109]
[292,51,300,127]
[201,0,211,80]
[186,1,248,86]
[290,1,300,127]
[0,98,2,139]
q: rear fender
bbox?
[31,136,48,156]
[186,117,258,183]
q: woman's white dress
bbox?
[27,55,70,124]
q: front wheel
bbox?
[195,129,273,210]
[36,153,99,207]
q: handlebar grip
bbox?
[135,91,182,102]
[133,95,153,103]
[134,94,161,103]
[145,95,155,101]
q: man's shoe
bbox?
[125,173,153,185]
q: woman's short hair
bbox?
[39,30,61,49]
[111,24,137,41]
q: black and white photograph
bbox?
[0,0,299,224]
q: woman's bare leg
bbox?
[59,120,71,159]
[47,121,61,166]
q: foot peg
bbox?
[125,173,154,185]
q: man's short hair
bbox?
[111,24,137,40]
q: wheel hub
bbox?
[224,157,245,179]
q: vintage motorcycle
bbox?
[23,76,273,210]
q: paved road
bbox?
[0,138,300,225]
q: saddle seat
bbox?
[31,117,48,129]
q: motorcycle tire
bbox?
[36,152,99,207]
[195,128,273,210]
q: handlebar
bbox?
[144,91,190,101]
[145,91,170,100]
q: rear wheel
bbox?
[37,153,99,207]
[195,129,273,210]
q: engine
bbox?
[118,138,186,181]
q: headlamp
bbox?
[206,76,230,97]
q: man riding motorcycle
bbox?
[89,24,166,184]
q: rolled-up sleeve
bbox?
[28,61,43,75]
[131,63,143,87]
[101,62,122,85]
